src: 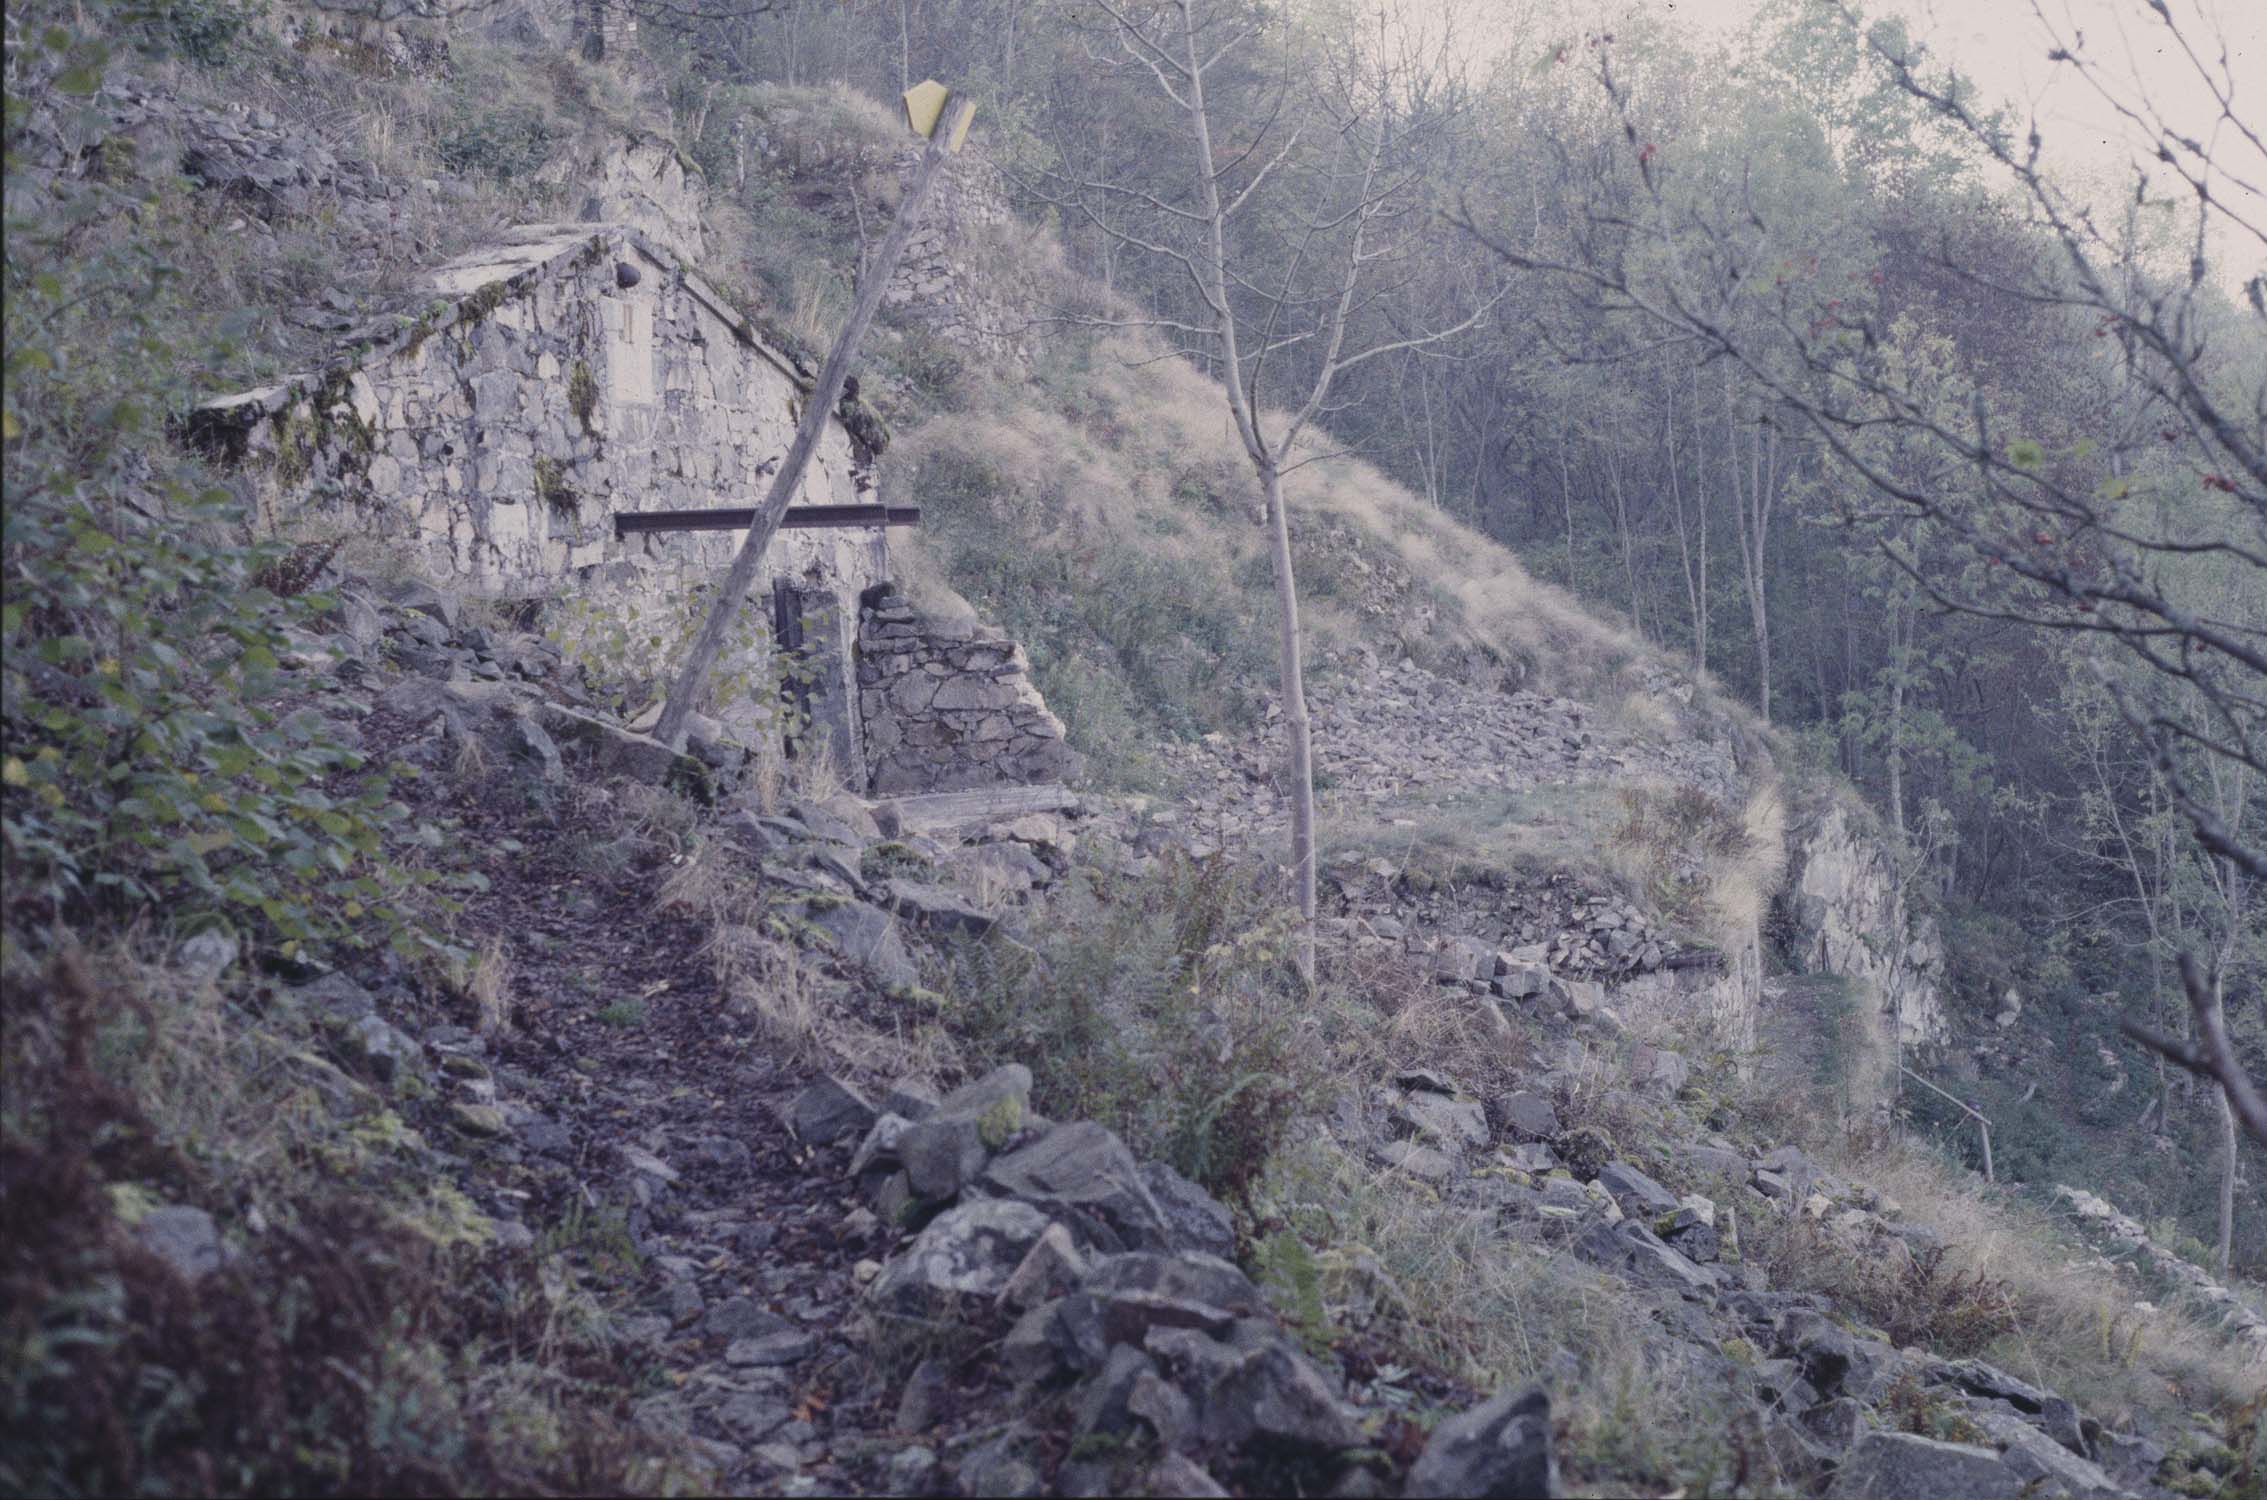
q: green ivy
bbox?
[3,15,455,962]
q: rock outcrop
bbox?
[1781,799,1948,1046]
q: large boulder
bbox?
[1827,1433,2024,1500]
[1498,1091,1561,1142]
[1627,1044,1688,1096]
[1932,1358,2050,1414]
[897,1064,1032,1201]
[1391,1087,1490,1155]
[1434,935,1496,984]
[984,1121,1174,1252]
[534,701,707,793]
[1493,958,1553,1000]
[789,1075,877,1146]
[133,1205,233,1285]
[882,877,997,935]
[868,1199,1053,1314]
[380,677,561,780]
[1968,1411,2130,1500]
[1074,1344,1159,1437]
[1406,1386,1558,1499]
[1083,1251,1267,1343]
[1197,1336,1363,1452]
[1774,1309,1856,1400]
[1572,1219,1719,1295]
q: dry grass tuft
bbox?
[1256,1137,1776,1493]
[465,933,514,1037]
[1781,1135,2262,1426]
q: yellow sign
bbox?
[901,79,974,153]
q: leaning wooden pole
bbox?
[654,93,975,750]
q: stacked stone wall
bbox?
[195,223,879,603]
[884,152,1026,363]
[857,587,1080,794]
[191,222,886,771]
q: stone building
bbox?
[191,209,1075,794]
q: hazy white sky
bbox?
[1456,0,2267,279]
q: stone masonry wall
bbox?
[884,151,1025,363]
[190,222,887,767]
[857,586,1081,795]
[193,222,883,605]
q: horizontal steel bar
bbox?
[615,505,921,537]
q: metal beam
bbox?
[615,505,920,538]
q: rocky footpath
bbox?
[167,571,2242,1498]
[785,1041,2203,1498]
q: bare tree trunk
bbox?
[2217,1074,2237,1275]
[897,0,914,95]
[654,97,972,750]
[2211,919,2239,1271]
[1665,371,1705,673]
[1556,432,1577,588]
[1726,367,1776,721]
[1886,598,1909,846]
[1261,460,1317,980]
[1603,443,1642,638]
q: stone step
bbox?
[879,784,1081,837]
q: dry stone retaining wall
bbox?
[857,587,1081,794]
[884,152,1026,363]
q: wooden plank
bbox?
[615,505,920,538]
[652,93,975,751]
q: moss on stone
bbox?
[534,456,577,513]
[271,406,316,487]
[456,278,512,325]
[975,1092,1024,1149]
[567,358,599,433]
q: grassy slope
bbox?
[753,90,2266,1457]
[8,21,2256,1491]
[358,42,2266,1454]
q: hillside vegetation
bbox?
[4,2,2263,1498]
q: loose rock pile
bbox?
[793,1066,1563,1498]
[2055,1187,2267,1366]
[1154,651,1741,856]
[1325,864,1701,986]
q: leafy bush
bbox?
[437,98,559,180]
[941,852,1328,1206]
[4,21,450,962]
